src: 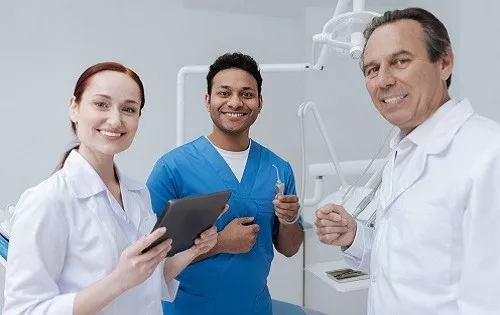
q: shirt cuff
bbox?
[342,220,365,260]
[59,292,77,313]
[161,278,179,302]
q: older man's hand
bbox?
[315,204,357,247]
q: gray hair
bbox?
[362,7,452,88]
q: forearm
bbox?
[274,222,303,257]
[164,250,198,281]
[73,271,125,315]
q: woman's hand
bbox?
[113,227,172,292]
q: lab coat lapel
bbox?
[65,150,107,198]
[65,151,121,262]
[425,99,475,155]
[384,146,428,211]
[380,98,475,215]
[118,171,146,229]
[378,152,396,212]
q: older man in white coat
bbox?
[315,7,500,315]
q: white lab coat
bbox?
[344,98,500,315]
[3,150,178,315]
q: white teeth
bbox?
[224,113,244,117]
[383,95,405,104]
[100,130,122,137]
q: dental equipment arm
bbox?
[298,101,349,197]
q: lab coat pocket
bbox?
[253,286,272,315]
[174,290,215,315]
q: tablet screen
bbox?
[143,190,231,255]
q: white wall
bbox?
[300,1,500,313]
[0,0,306,306]
[458,0,500,121]
[300,3,404,313]
[299,0,407,239]
[3,0,500,311]
[0,0,306,206]
[298,1,412,212]
[303,0,407,165]
[298,0,500,220]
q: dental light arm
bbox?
[176,0,379,146]
[298,101,348,195]
[312,0,380,69]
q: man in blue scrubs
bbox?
[147,52,304,315]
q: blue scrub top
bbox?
[147,136,299,315]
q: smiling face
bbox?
[205,68,262,137]
[362,19,453,135]
[69,70,142,159]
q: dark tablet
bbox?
[143,190,232,256]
